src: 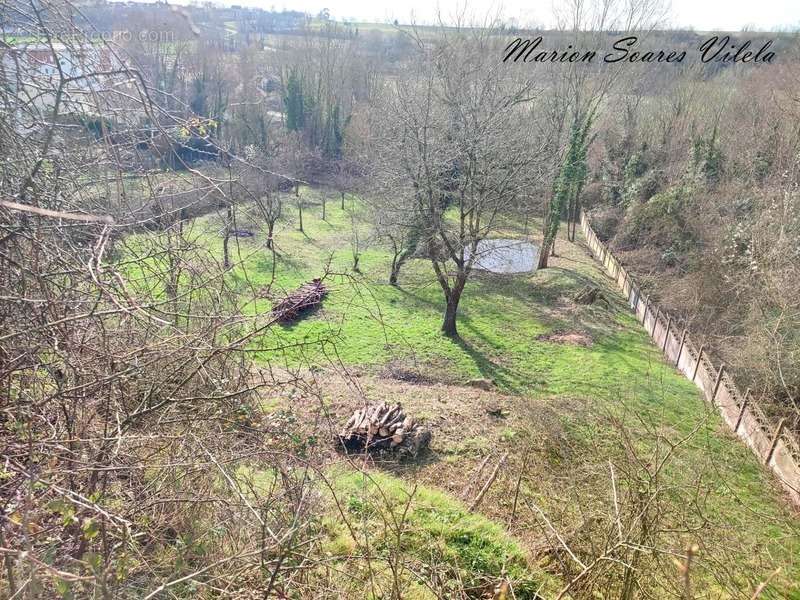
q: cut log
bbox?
[336,402,431,457]
[379,404,401,427]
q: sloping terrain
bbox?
[129,187,800,597]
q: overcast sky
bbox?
[230,0,800,31]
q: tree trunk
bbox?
[570,196,581,241]
[222,204,232,269]
[441,275,465,338]
[566,199,573,242]
[322,196,326,221]
[266,220,275,249]
[389,249,411,286]
[298,202,303,232]
[566,195,578,242]
[538,241,550,269]
[389,255,400,286]
[294,184,303,232]
[341,191,345,210]
[442,296,459,337]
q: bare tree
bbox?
[534,0,669,267]
[237,145,290,249]
[368,189,421,286]
[0,5,317,597]
[367,22,544,336]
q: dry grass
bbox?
[536,330,594,347]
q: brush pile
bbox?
[272,278,328,323]
[336,402,431,457]
[573,284,609,306]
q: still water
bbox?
[465,239,539,274]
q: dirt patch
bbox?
[378,360,436,385]
[536,330,593,347]
[251,369,592,567]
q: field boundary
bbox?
[580,210,800,507]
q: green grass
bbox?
[233,462,558,597]
[125,185,800,596]
[205,189,669,398]
[316,467,558,599]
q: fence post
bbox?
[622,269,628,294]
[766,418,786,464]
[642,296,649,325]
[711,363,726,406]
[692,345,705,382]
[663,315,672,352]
[734,389,750,433]
[652,306,660,336]
[675,328,687,366]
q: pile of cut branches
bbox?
[272,278,328,323]
[573,284,609,306]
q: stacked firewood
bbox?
[336,402,431,456]
[272,278,328,323]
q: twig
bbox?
[1,199,115,223]
[469,452,507,512]
[750,568,781,599]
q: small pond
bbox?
[465,239,539,274]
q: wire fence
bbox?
[580,210,800,507]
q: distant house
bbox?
[4,41,116,83]
[2,41,124,132]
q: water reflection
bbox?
[465,239,539,274]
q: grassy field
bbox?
[217,190,661,398]
[127,186,800,597]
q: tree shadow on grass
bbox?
[392,283,445,314]
[452,334,521,392]
[472,266,594,306]
[251,252,306,277]
[371,448,443,476]
[275,304,326,331]
[472,266,629,341]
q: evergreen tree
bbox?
[283,70,305,132]
[691,125,724,185]
[539,112,595,268]
[323,102,344,158]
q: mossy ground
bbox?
[128,185,800,597]
[318,467,560,599]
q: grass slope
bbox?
[321,467,559,598]
[130,186,800,597]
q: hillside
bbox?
[120,187,800,597]
[4,3,800,597]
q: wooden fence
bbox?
[580,210,800,507]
